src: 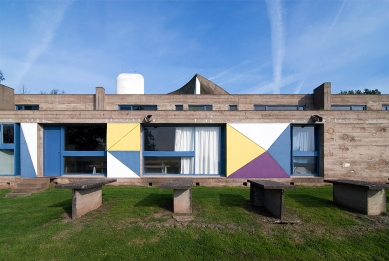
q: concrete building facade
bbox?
[0,74,388,187]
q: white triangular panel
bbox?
[229,123,289,150]
[21,123,38,175]
[107,152,139,178]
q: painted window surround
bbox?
[142,125,224,176]
[0,123,20,176]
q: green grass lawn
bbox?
[0,185,388,260]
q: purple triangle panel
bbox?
[228,152,289,179]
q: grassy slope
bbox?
[0,186,388,260]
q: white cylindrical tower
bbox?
[116,73,144,94]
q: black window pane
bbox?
[144,127,177,151]
[64,156,106,174]
[65,126,106,151]
[3,125,14,143]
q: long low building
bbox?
[0,74,388,187]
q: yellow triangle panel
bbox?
[226,124,265,176]
[107,123,140,151]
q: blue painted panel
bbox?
[44,126,62,176]
[20,127,36,178]
[14,124,21,175]
[268,125,291,175]
[110,151,140,175]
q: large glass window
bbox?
[292,126,318,175]
[0,124,16,175]
[143,126,221,175]
[63,125,106,175]
[65,125,106,151]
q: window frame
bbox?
[254,105,306,111]
[331,105,366,111]
[142,124,224,176]
[118,105,158,111]
[15,104,39,110]
[188,105,213,111]
[382,105,389,111]
[291,125,320,176]
[0,123,19,176]
[175,105,184,111]
[229,105,238,111]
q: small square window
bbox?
[229,105,238,111]
[175,105,183,111]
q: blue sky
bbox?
[0,0,388,95]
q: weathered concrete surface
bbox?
[160,179,193,214]
[325,179,389,215]
[56,179,116,219]
[72,186,102,219]
[248,179,295,219]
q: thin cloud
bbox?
[14,0,75,87]
[293,0,346,94]
[265,0,285,94]
[209,60,250,81]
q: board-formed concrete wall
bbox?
[0,84,14,110]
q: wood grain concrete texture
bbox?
[104,94,315,111]
[72,186,102,219]
[332,94,389,110]
[0,84,15,110]
[14,94,95,110]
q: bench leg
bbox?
[333,184,386,215]
[250,184,264,207]
[72,186,103,219]
[263,189,284,219]
[173,188,192,214]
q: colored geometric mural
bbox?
[20,123,37,177]
[227,123,291,178]
[228,152,289,178]
[229,123,289,150]
[226,125,266,176]
[107,123,140,151]
[267,125,291,174]
[107,152,140,178]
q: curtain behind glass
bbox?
[195,127,220,174]
[175,127,194,174]
[293,127,315,151]
[0,150,14,174]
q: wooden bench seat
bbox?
[247,179,295,219]
[55,179,116,219]
[160,179,193,214]
[324,179,389,215]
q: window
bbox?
[143,126,221,175]
[254,105,305,111]
[382,105,389,111]
[331,105,366,110]
[229,105,238,111]
[188,105,212,111]
[119,105,157,110]
[175,105,184,111]
[0,124,15,175]
[292,126,319,176]
[15,105,39,110]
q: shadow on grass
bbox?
[134,193,172,212]
[219,193,274,218]
[49,198,72,216]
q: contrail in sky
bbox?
[15,0,75,88]
[265,0,285,94]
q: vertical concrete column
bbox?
[0,84,15,110]
[95,87,106,110]
[173,188,192,213]
[313,82,331,110]
[72,186,103,219]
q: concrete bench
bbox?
[247,179,296,219]
[160,179,193,214]
[55,179,117,219]
[324,179,389,215]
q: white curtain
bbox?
[293,127,315,151]
[175,127,194,174]
[0,150,14,174]
[195,127,220,174]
